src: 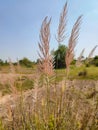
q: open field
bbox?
[55,66,98,82]
[0,77,98,130]
[0,65,98,129]
[0,65,98,96]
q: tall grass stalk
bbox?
[65,15,82,77]
[86,45,98,65]
[56,2,67,45]
[76,48,85,67]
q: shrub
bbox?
[19,58,34,68]
[78,70,87,77]
[53,44,67,69]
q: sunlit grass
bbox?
[56,65,98,80]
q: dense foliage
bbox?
[19,57,34,68]
[0,59,9,66]
[91,56,98,66]
[53,44,67,69]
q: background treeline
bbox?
[0,57,36,68]
[0,45,98,68]
[87,55,98,67]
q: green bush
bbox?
[53,44,67,69]
[16,77,34,91]
[19,58,34,68]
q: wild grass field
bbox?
[0,64,98,130]
[0,65,98,95]
[0,2,98,130]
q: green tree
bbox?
[91,56,98,67]
[0,59,4,66]
[19,57,33,68]
[53,44,67,69]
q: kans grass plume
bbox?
[86,45,98,65]
[65,16,82,76]
[76,48,85,67]
[8,58,15,74]
[38,17,54,76]
[56,2,67,44]
[16,58,21,73]
[8,58,18,96]
[88,45,98,59]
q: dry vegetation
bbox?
[0,2,98,130]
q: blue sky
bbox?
[0,0,98,61]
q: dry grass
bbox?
[56,2,67,44]
[0,79,98,130]
[38,17,54,76]
[88,45,98,59]
[76,48,85,67]
[8,58,15,74]
[65,15,82,76]
[86,45,98,65]
[55,2,82,77]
